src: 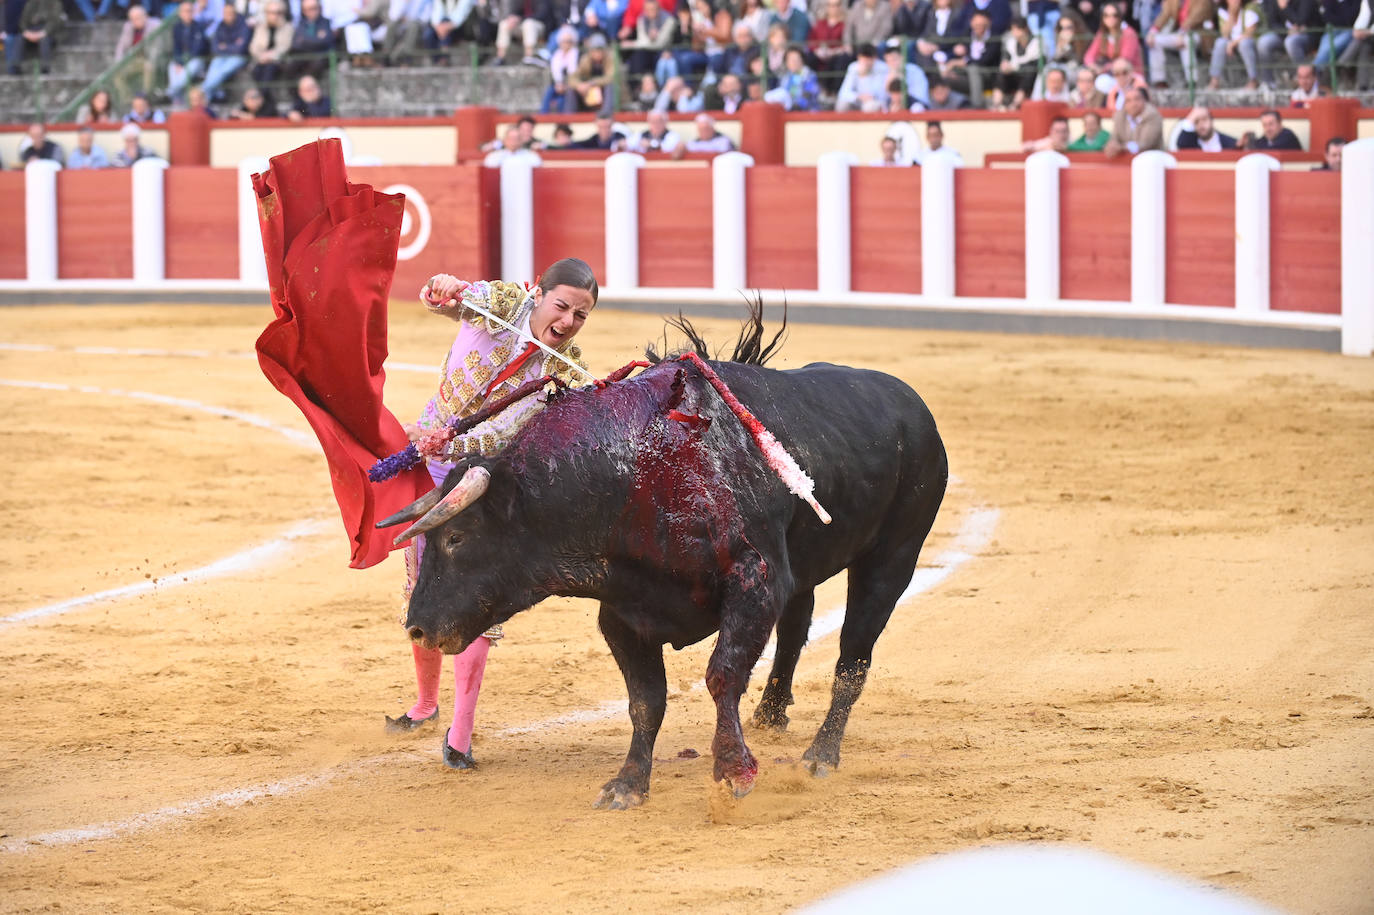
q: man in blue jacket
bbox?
[168,0,209,104]
[201,2,251,102]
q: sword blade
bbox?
[458,295,596,382]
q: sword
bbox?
[437,290,597,383]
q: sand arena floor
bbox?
[0,303,1371,914]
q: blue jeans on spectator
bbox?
[1028,8,1060,58]
[6,33,54,71]
[95,0,130,17]
[654,52,678,87]
[1314,29,1353,70]
[168,57,207,102]
[70,0,98,22]
[200,54,247,100]
[674,48,709,78]
[540,83,578,112]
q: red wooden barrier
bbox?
[57,169,132,280]
[850,167,922,295]
[1059,168,1132,302]
[0,172,25,279]
[746,166,817,291]
[1269,171,1341,315]
[955,169,1025,299]
[165,167,238,280]
[1165,170,1235,308]
[638,168,713,288]
[531,167,607,282]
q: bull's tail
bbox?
[646,293,788,367]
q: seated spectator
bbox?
[114,4,162,95]
[680,112,735,153]
[1047,7,1090,73]
[1241,108,1302,149]
[67,126,111,169]
[993,16,1040,109]
[765,45,822,109]
[202,3,253,101]
[179,85,216,116]
[716,21,759,77]
[1175,104,1237,149]
[232,85,278,116]
[378,0,427,67]
[733,0,769,42]
[953,0,1012,36]
[1104,55,1146,108]
[18,123,65,165]
[1206,0,1262,88]
[1257,0,1323,85]
[654,73,706,112]
[912,120,963,164]
[702,71,746,110]
[168,0,211,105]
[249,0,294,107]
[541,25,580,112]
[675,0,730,79]
[1104,85,1162,157]
[494,0,553,65]
[762,19,789,75]
[1315,0,1361,73]
[1289,62,1323,105]
[125,92,168,123]
[871,134,903,165]
[925,75,971,108]
[845,0,892,47]
[584,0,628,39]
[625,0,676,82]
[836,42,886,111]
[1034,65,1072,100]
[482,125,525,163]
[570,32,615,111]
[882,41,930,107]
[112,122,155,166]
[1084,2,1140,74]
[1144,0,1213,87]
[808,0,852,93]
[288,0,333,77]
[514,114,543,149]
[631,73,662,110]
[115,4,161,60]
[1022,115,1071,152]
[635,108,682,151]
[8,0,64,76]
[1068,109,1110,149]
[1336,1,1372,90]
[1313,135,1344,170]
[571,113,628,149]
[77,89,119,124]
[942,11,1001,107]
[546,122,575,148]
[286,73,331,119]
[892,0,934,52]
[917,0,963,75]
[773,0,810,43]
[1070,65,1106,105]
[424,0,467,64]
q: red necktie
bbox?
[483,341,540,396]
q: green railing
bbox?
[54,15,176,122]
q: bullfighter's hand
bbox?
[422,273,465,309]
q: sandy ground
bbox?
[0,303,1371,914]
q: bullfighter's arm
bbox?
[421,277,530,330]
[442,393,549,458]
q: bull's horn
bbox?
[392,466,491,546]
[375,487,444,529]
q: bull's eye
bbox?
[444,531,463,551]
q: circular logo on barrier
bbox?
[383,184,431,261]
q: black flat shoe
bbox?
[384,707,438,733]
[442,729,477,770]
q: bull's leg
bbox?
[803,541,921,776]
[750,589,815,731]
[593,605,667,810]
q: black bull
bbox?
[388,357,947,808]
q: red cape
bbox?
[253,138,432,569]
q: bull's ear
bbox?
[480,460,520,525]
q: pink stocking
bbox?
[446,637,492,754]
[408,642,443,720]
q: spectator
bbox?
[77,89,119,124]
[1207,0,1262,88]
[732,0,769,42]
[482,125,524,162]
[845,0,893,49]
[96,0,134,28]
[634,108,681,151]
[1144,0,1214,87]
[285,72,331,118]
[1070,64,1107,103]
[1084,2,1141,74]
[678,0,730,79]
[1175,103,1237,148]
[954,0,1012,36]
[114,4,162,94]
[913,119,963,163]
[1313,135,1344,170]
[494,0,552,65]
[1257,0,1321,79]
[9,0,64,76]
[67,126,111,169]
[1025,0,1059,47]
[1336,0,1372,89]
[125,91,168,122]
[1314,0,1361,73]
[541,23,579,111]
[1289,61,1323,103]
[168,0,211,104]
[993,16,1040,109]
[18,123,65,165]
[584,0,628,38]
[836,42,886,110]
[892,0,933,52]
[702,70,746,110]
[514,114,543,148]
[917,0,963,69]
[654,73,705,111]
[1104,55,1146,107]
[1048,9,1092,73]
[763,44,822,108]
[1022,114,1071,151]
[249,0,294,106]
[378,0,428,67]
[1035,65,1072,100]
[1068,109,1110,149]
[926,74,971,107]
[1104,85,1162,156]
[569,32,615,110]
[625,0,676,81]
[424,0,470,64]
[346,0,394,67]
[807,0,851,93]
[763,19,789,75]
[287,0,333,76]
[882,40,930,107]
[232,84,278,116]
[202,3,252,101]
[571,113,628,148]
[680,112,734,153]
[546,122,575,148]
[187,84,219,116]
[1242,107,1302,148]
[112,122,155,166]
[774,0,810,44]
[871,134,902,165]
[943,11,1001,106]
[716,20,759,77]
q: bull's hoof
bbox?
[592,780,647,810]
[749,703,790,732]
[802,746,839,778]
[723,767,757,798]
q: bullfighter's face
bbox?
[530,284,595,350]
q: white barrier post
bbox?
[816,151,857,295]
[24,159,61,282]
[604,152,644,289]
[1234,153,1279,316]
[1024,150,1069,305]
[500,151,540,282]
[1130,150,1176,307]
[920,150,958,300]
[237,156,270,286]
[131,157,169,283]
[1341,139,1374,357]
[712,151,753,290]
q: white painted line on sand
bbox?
[0,341,433,374]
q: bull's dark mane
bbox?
[644,293,787,367]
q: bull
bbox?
[380,313,948,809]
